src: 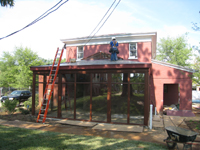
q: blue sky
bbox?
[0,0,200,59]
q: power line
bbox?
[83,0,121,46]
[92,0,121,37]
[86,0,116,40]
[0,0,69,40]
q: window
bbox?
[129,43,137,59]
[77,46,84,60]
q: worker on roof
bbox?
[109,37,119,61]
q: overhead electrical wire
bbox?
[86,0,116,40]
[83,0,121,46]
[0,0,69,40]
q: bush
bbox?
[18,108,30,115]
[2,99,18,114]
[24,94,39,111]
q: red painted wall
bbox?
[66,42,152,63]
[66,46,77,62]
[151,63,192,113]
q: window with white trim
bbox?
[77,46,84,60]
[129,43,137,59]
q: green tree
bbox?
[156,35,192,67]
[192,56,200,85]
[0,46,45,88]
[0,0,14,7]
[0,51,17,87]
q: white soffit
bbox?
[61,32,156,47]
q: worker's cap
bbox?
[111,37,116,40]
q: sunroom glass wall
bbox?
[76,73,90,120]
[130,73,145,124]
[111,73,127,123]
[92,73,108,122]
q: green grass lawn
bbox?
[0,125,167,150]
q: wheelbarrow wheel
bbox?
[166,137,177,149]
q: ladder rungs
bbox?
[37,48,63,124]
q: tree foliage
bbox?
[156,35,192,67]
[193,56,200,85]
[0,0,14,7]
[0,46,45,88]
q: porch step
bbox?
[93,123,143,132]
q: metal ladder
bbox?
[36,48,64,123]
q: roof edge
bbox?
[151,59,196,73]
[60,32,157,42]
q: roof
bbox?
[30,60,151,71]
[151,59,196,73]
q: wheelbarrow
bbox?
[164,126,200,149]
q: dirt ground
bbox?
[185,107,200,134]
[0,106,200,149]
[1,107,200,132]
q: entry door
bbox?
[163,84,179,106]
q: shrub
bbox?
[24,94,39,111]
[18,108,30,115]
[2,99,18,114]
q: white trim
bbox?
[61,33,154,47]
[128,42,138,59]
[77,46,84,61]
[151,59,196,73]
[128,58,138,60]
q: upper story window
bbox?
[129,43,137,59]
[77,46,84,61]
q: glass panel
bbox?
[76,73,90,82]
[78,53,83,59]
[61,83,74,119]
[34,83,41,115]
[130,84,144,124]
[130,43,137,57]
[120,73,128,96]
[130,73,145,83]
[92,83,107,122]
[76,83,90,120]
[65,74,75,82]
[92,73,108,83]
[111,83,127,123]
[111,73,123,83]
[46,83,58,118]
[78,46,83,52]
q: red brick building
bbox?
[30,32,194,126]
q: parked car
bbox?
[0,90,31,103]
